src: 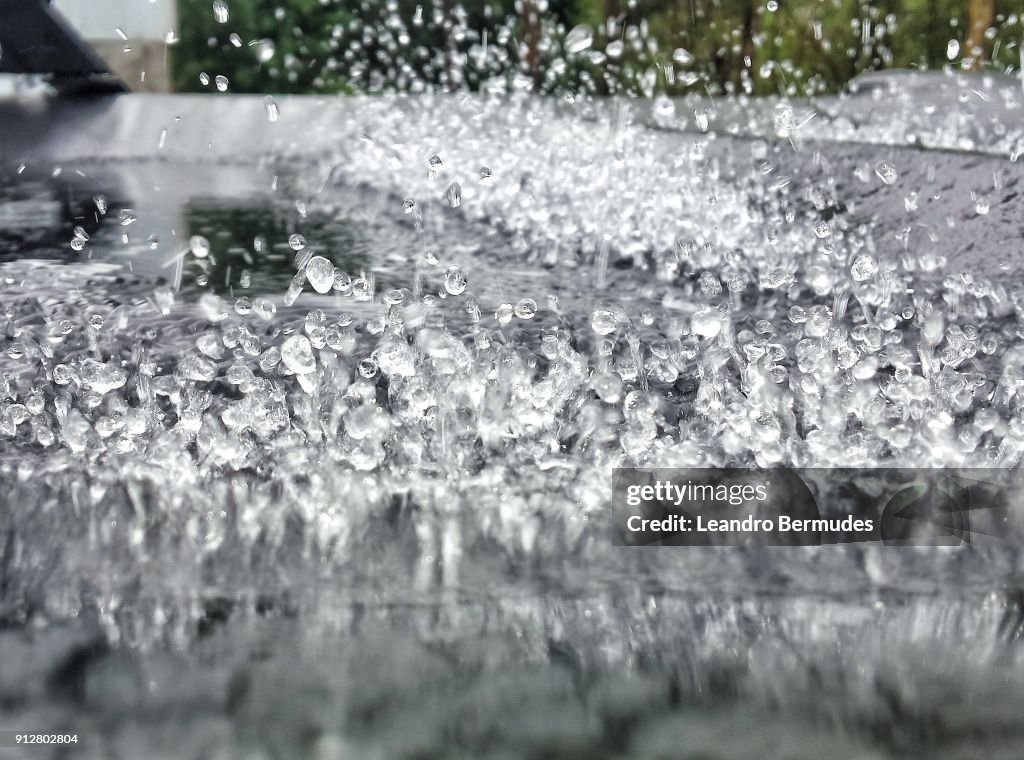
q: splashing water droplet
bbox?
[189,235,210,258]
[975,198,990,215]
[53,364,72,385]
[281,334,315,374]
[591,308,619,335]
[565,25,593,55]
[264,96,279,122]
[212,0,229,24]
[850,255,879,282]
[179,355,217,382]
[199,72,210,86]
[514,299,538,319]
[215,75,229,92]
[672,48,693,65]
[444,266,467,295]
[593,371,624,403]
[284,272,305,306]
[333,270,352,294]
[255,38,275,63]
[118,209,137,226]
[874,161,898,185]
[445,182,463,208]
[358,358,379,378]
[306,256,335,294]
[691,307,724,338]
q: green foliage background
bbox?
[173,0,1024,96]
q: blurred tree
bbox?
[967,0,995,66]
[172,0,1024,96]
[174,0,357,93]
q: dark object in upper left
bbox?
[0,0,126,93]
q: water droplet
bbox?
[255,38,275,63]
[53,364,73,385]
[593,371,624,403]
[445,182,462,208]
[479,166,493,183]
[215,75,229,92]
[333,270,352,294]
[591,308,619,335]
[495,303,514,325]
[514,298,538,319]
[189,235,210,258]
[118,209,137,226]
[672,48,693,66]
[213,0,229,24]
[358,358,379,378]
[154,286,174,314]
[788,305,808,323]
[759,268,793,290]
[253,298,276,321]
[565,25,593,55]
[946,39,960,60]
[850,255,878,282]
[264,96,279,122]
[281,334,315,374]
[691,307,724,338]
[306,256,335,294]
[179,355,217,382]
[284,272,305,306]
[874,161,898,185]
[352,277,373,301]
[699,271,722,297]
[975,198,990,215]
[289,234,306,251]
[813,221,832,238]
[89,314,105,329]
[444,266,467,295]
[199,72,210,86]
[93,195,108,214]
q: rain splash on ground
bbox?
[2,80,1024,758]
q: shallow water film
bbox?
[4,2,1024,759]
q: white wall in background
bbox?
[53,0,177,41]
